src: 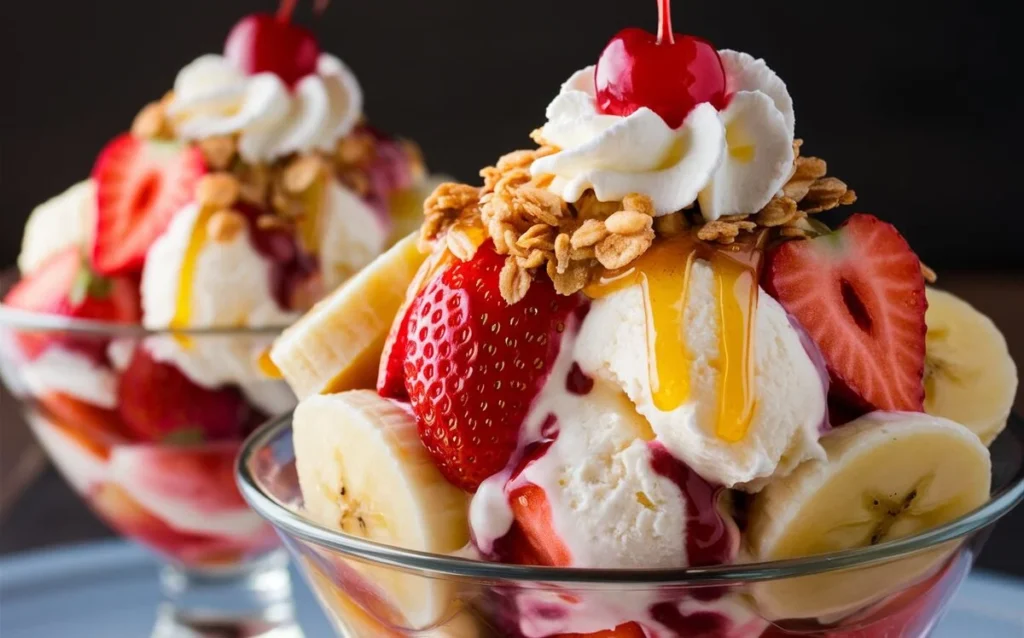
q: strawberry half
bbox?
[3,247,141,359]
[508,483,573,567]
[91,134,206,275]
[763,213,927,413]
[402,242,582,491]
[117,347,253,444]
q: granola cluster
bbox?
[423,148,664,303]
[130,95,423,246]
[422,137,858,304]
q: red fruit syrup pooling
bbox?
[648,442,735,567]
[594,0,728,128]
[565,362,595,396]
[359,126,417,222]
[649,604,729,637]
[234,203,319,311]
[565,304,595,395]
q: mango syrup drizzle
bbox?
[296,174,327,258]
[585,232,765,442]
[170,206,216,348]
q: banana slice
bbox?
[306,561,481,638]
[294,391,470,628]
[18,179,96,275]
[924,287,1018,445]
[748,411,990,621]
[271,233,426,399]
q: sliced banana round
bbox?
[748,411,990,621]
[924,287,1018,445]
[294,391,470,628]
[18,179,96,275]
[308,561,482,638]
[271,233,426,399]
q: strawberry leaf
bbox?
[68,262,113,306]
[162,427,206,446]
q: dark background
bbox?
[2,0,1023,271]
[1,0,1022,581]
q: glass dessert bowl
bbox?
[236,0,1021,636]
[1,0,434,634]
[239,411,1024,637]
[0,309,296,634]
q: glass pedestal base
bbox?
[151,551,302,638]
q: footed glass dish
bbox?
[0,299,300,637]
[238,411,1024,638]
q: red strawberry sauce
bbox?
[648,442,736,567]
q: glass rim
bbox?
[237,411,1024,585]
[0,304,292,338]
[0,267,291,337]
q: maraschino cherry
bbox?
[594,0,728,128]
[224,0,322,88]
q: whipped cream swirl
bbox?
[531,50,796,220]
[167,54,362,163]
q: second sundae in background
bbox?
[1,0,433,569]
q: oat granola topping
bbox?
[282,155,326,194]
[195,173,240,210]
[126,82,425,288]
[197,136,237,171]
[920,262,938,284]
[419,138,858,304]
[206,209,246,243]
[131,102,170,140]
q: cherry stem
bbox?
[657,0,675,45]
[277,0,299,22]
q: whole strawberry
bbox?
[400,242,581,491]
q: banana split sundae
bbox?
[1,1,430,568]
[270,1,1018,635]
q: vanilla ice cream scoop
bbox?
[575,259,828,489]
[514,382,689,569]
[471,318,739,570]
[141,202,298,389]
[318,180,388,292]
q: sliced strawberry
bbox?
[376,293,419,400]
[117,347,252,443]
[554,623,647,638]
[3,247,141,359]
[763,214,927,413]
[91,134,206,275]
[37,393,128,459]
[402,242,582,491]
[507,483,573,567]
[89,482,265,567]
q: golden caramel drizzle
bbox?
[170,206,216,347]
[710,244,760,441]
[585,232,764,441]
[257,348,283,379]
[296,175,326,256]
